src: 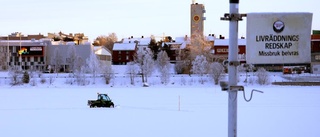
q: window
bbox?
[118,51,121,54]
[126,55,129,60]
[126,51,129,54]
[40,57,44,62]
[315,55,320,60]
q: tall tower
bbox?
[190,1,206,38]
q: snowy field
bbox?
[0,65,320,137]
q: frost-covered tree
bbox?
[126,61,138,85]
[157,50,170,84]
[192,55,209,84]
[67,45,77,73]
[209,62,225,85]
[179,33,213,74]
[8,66,22,86]
[74,56,84,73]
[86,51,101,84]
[101,64,114,84]
[238,64,255,83]
[51,48,63,74]
[135,48,155,84]
[256,67,270,85]
[74,66,89,86]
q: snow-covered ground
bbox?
[0,65,319,137]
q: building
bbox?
[112,43,137,65]
[122,36,151,50]
[0,32,49,70]
[212,38,246,63]
[94,46,112,66]
[190,1,206,37]
[46,42,93,72]
[0,40,49,70]
[311,30,320,73]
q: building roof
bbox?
[94,46,111,56]
[214,39,246,46]
[0,40,46,46]
[122,37,151,46]
[113,43,136,51]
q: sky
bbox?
[0,0,319,41]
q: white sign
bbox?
[246,12,312,64]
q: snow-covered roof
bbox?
[175,37,190,43]
[94,46,111,56]
[122,37,151,46]
[214,39,246,46]
[113,43,136,51]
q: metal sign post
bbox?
[220,0,242,137]
[220,1,263,137]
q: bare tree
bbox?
[157,50,171,84]
[67,45,77,73]
[126,61,138,85]
[101,64,114,84]
[74,66,89,86]
[51,48,63,74]
[135,48,155,84]
[74,56,84,73]
[209,62,225,85]
[191,55,209,84]
[94,33,118,52]
[8,66,22,86]
[256,67,270,85]
[86,51,101,84]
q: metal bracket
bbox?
[229,61,240,66]
[220,13,247,21]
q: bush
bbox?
[256,67,270,85]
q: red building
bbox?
[112,43,137,65]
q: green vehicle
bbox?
[88,93,114,108]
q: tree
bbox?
[0,49,7,70]
[94,33,118,52]
[51,48,63,74]
[157,50,171,84]
[101,64,114,85]
[67,45,77,73]
[22,71,30,84]
[135,48,155,84]
[8,66,22,86]
[86,51,101,84]
[126,61,138,85]
[179,33,213,74]
[209,62,225,85]
[191,55,209,84]
[149,35,160,60]
[256,67,270,85]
